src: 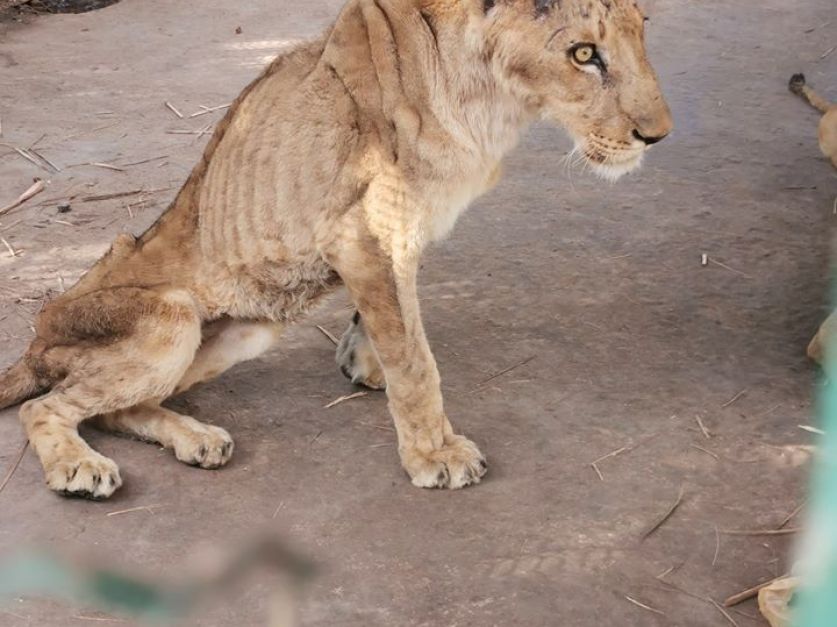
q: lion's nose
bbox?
[632,128,669,145]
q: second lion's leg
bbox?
[336,311,386,389]
[95,404,234,469]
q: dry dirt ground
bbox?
[0,1,836,625]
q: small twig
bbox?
[776,501,805,530]
[0,236,19,257]
[71,615,125,623]
[591,446,628,466]
[652,582,744,626]
[106,504,161,517]
[721,389,747,408]
[820,45,835,60]
[324,391,367,408]
[624,595,665,616]
[188,103,232,118]
[272,501,285,519]
[0,178,45,216]
[0,440,29,495]
[711,600,739,627]
[588,445,630,481]
[476,355,536,387]
[690,444,719,460]
[165,101,184,118]
[712,525,721,566]
[723,574,788,607]
[60,122,120,141]
[309,430,323,445]
[357,421,394,432]
[117,155,169,167]
[0,142,50,172]
[315,324,340,346]
[695,415,712,439]
[27,148,60,172]
[81,187,171,203]
[708,258,752,278]
[721,527,801,536]
[798,424,825,436]
[90,162,127,172]
[0,218,23,232]
[641,486,685,540]
[82,189,143,202]
[588,434,658,480]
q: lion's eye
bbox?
[572,44,595,63]
[569,44,604,70]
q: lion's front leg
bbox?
[330,228,486,489]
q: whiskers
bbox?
[561,143,594,185]
[562,135,645,182]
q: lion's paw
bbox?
[402,435,487,490]
[173,423,234,469]
[46,451,122,500]
[336,313,386,390]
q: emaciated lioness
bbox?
[0,0,671,498]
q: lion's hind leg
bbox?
[91,319,284,471]
[95,404,234,469]
[21,287,202,499]
[174,319,285,394]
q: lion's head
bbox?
[484,0,673,180]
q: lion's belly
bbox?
[195,253,341,322]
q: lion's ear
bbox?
[484,0,495,12]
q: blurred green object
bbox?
[795,305,837,627]
[0,537,314,623]
[0,550,188,621]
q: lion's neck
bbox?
[422,2,534,164]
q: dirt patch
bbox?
[27,0,118,12]
[1,0,117,19]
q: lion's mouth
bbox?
[583,136,645,181]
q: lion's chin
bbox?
[588,152,644,182]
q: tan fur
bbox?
[0,0,671,498]
[790,73,837,169]
[790,74,837,364]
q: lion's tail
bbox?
[789,73,833,114]
[0,358,40,410]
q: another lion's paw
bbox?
[173,423,234,469]
[46,451,122,500]
[336,313,386,390]
[402,435,487,490]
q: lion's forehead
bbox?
[558,0,643,27]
